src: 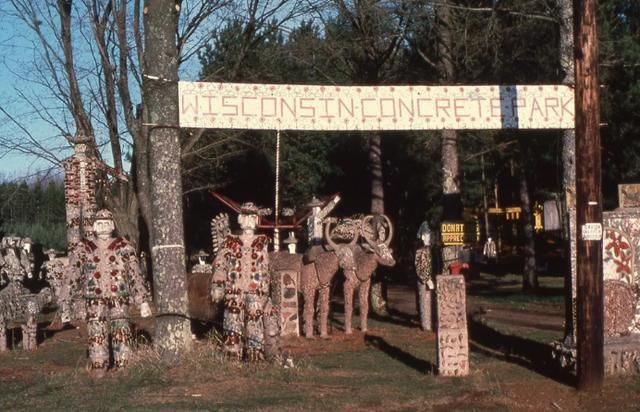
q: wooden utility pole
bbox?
[574,0,604,390]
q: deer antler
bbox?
[361,214,394,247]
[382,214,394,247]
[324,217,359,250]
[324,217,339,251]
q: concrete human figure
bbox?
[191,250,213,274]
[19,238,34,279]
[284,232,298,254]
[63,136,128,249]
[306,195,341,247]
[415,221,435,331]
[3,243,26,282]
[40,249,71,322]
[74,209,151,377]
[211,202,279,362]
[483,237,497,260]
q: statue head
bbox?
[45,248,58,260]
[416,221,431,247]
[72,135,92,159]
[21,237,33,254]
[93,209,115,240]
[7,235,18,248]
[238,202,259,234]
[284,231,298,254]
[307,196,323,214]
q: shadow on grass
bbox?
[329,300,420,331]
[364,334,436,374]
[468,315,575,387]
[468,286,565,299]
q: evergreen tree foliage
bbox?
[0,177,66,250]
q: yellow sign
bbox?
[488,206,522,220]
[441,221,478,246]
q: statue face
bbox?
[93,219,115,239]
[238,213,258,232]
[420,231,431,246]
[75,143,88,157]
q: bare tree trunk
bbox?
[143,0,191,360]
[560,0,577,343]
[441,129,462,268]
[370,133,385,215]
[438,2,463,270]
[519,167,538,291]
[369,132,389,316]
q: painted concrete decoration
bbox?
[603,211,640,336]
[436,275,470,376]
[179,82,574,131]
[211,203,280,361]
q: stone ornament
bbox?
[40,249,71,322]
[72,209,152,376]
[211,203,280,361]
[415,222,434,331]
[325,214,396,335]
[436,275,469,376]
[602,214,640,335]
[191,250,213,275]
[63,137,128,250]
[0,239,52,351]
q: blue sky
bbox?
[0,3,212,181]
[0,7,69,179]
[0,1,307,181]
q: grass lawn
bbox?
[1,272,638,411]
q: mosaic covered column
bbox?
[436,274,469,376]
[63,138,98,249]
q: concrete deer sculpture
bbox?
[299,220,359,338]
[326,214,396,334]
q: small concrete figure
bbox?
[415,222,434,331]
[284,232,297,255]
[40,249,71,322]
[191,250,213,274]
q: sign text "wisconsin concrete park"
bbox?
[178,82,574,131]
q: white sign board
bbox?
[179,82,574,131]
[581,223,603,241]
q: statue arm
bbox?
[95,160,129,181]
[122,244,151,307]
[210,247,228,302]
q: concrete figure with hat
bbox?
[70,209,152,376]
[415,221,435,331]
[40,249,71,322]
[18,238,35,280]
[211,202,280,362]
[191,250,213,274]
